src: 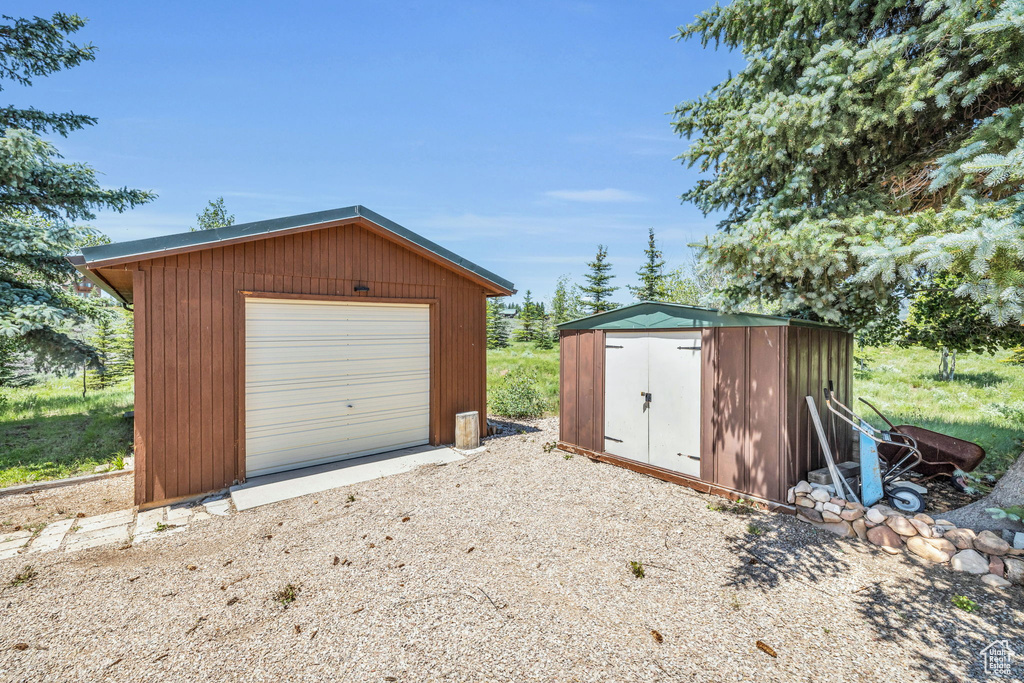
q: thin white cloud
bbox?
[544,188,647,203]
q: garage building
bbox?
[70,206,514,506]
[557,302,853,507]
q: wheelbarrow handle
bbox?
[858,397,897,431]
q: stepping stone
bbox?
[64,525,130,552]
[26,519,75,554]
[0,530,34,558]
[134,507,167,536]
[1,529,34,544]
[165,506,193,526]
[76,509,135,533]
[203,498,232,516]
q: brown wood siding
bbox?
[123,220,488,505]
[558,330,605,452]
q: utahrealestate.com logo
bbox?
[980,640,1014,677]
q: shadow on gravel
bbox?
[724,514,1024,679]
[854,562,1024,680]
[483,417,543,438]
[722,516,853,594]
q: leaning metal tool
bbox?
[805,395,860,504]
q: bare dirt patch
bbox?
[0,473,133,533]
[0,419,1019,681]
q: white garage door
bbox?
[245,298,430,477]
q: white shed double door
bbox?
[603,331,702,477]
[244,298,431,477]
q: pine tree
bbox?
[674,0,1024,331]
[515,290,540,342]
[107,309,135,382]
[0,14,153,371]
[628,228,668,302]
[581,245,618,314]
[86,315,116,390]
[192,197,234,231]
[486,297,510,349]
[534,313,555,350]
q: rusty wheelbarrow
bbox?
[859,398,986,490]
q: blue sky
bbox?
[9,1,742,302]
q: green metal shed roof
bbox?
[556,301,845,331]
[75,205,515,294]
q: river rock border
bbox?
[789,480,1023,589]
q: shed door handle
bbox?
[641,392,652,403]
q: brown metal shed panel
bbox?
[784,326,854,487]
[744,327,784,503]
[699,328,716,483]
[713,327,747,492]
[560,332,579,446]
[122,220,490,504]
[557,329,605,452]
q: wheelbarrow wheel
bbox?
[888,486,926,514]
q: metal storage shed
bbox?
[557,302,853,507]
[69,206,514,506]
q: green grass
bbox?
[486,341,559,416]
[0,376,134,487]
[855,346,1024,479]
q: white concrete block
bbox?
[0,536,31,552]
[0,529,33,544]
[134,507,167,535]
[165,507,193,525]
[64,525,130,552]
[26,519,75,554]
[76,509,135,533]
[203,498,232,516]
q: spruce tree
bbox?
[486,297,510,349]
[192,197,234,231]
[628,228,668,302]
[674,1,1024,332]
[534,312,555,350]
[581,245,618,314]
[107,309,135,383]
[0,13,153,370]
[515,290,540,342]
[86,314,116,390]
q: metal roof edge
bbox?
[556,301,845,331]
[69,256,130,305]
[72,205,514,294]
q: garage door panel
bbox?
[245,360,428,387]
[244,298,431,477]
[246,376,429,410]
[246,388,430,429]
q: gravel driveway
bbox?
[0,418,1020,682]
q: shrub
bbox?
[1002,346,1024,366]
[489,368,547,418]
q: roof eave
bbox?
[78,206,515,296]
[67,255,131,306]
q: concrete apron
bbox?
[229,445,465,511]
